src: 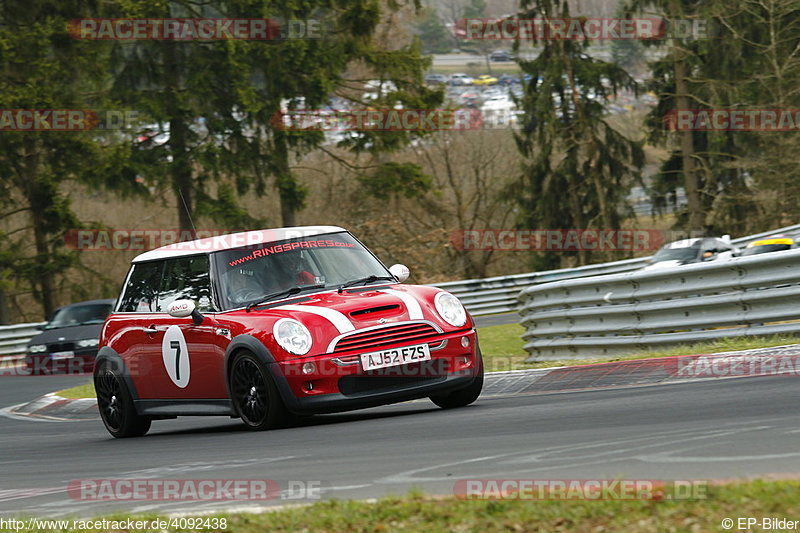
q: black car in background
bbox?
[25,299,114,375]
[489,50,514,61]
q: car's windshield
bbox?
[651,246,700,263]
[212,232,392,309]
[44,303,112,329]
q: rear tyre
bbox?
[94,361,151,438]
[229,351,291,431]
[430,348,484,409]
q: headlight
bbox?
[28,344,47,353]
[434,292,467,327]
[273,318,312,355]
[77,338,99,348]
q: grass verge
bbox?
[477,322,800,371]
[56,381,94,399]
[5,480,799,532]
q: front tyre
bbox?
[94,361,151,438]
[430,348,484,409]
[229,351,291,431]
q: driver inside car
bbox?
[225,268,264,304]
[277,252,315,287]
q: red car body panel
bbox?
[100,283,478,407]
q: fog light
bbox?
[459,356,470,365]
[302,362,316,375]
[305,381,314,391]
[461,336,470,348]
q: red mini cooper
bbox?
[95,226,483,437]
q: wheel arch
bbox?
[94,346,140,401]
[223,335,298,410]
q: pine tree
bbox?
[0,1,123,318]
[513,0,644,266]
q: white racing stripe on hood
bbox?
[380,289,424,320]
[276,304,355,334]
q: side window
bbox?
[156,255,213,312]
[118,262,164,312]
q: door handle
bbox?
[143,326,158,335]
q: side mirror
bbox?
[389,264,410,282]
[167,299,204,325]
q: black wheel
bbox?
[229,351,291,431]
[94,361,151,438]
[430,348,484,409]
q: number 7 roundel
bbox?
[162,325,190,388]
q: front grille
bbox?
[332,322,441,353]
[47,342,75,352]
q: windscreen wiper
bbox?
[337,275,396,293]
[246,284,326,311]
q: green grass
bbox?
[52,328,800,399]
[476,322,529,372]
[56,381,95,399]
[4,480,799,532]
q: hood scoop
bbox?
[349,304,400,318]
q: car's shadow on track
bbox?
[115,403,485,439]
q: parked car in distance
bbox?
[473,75,499,86]
[489,50,514,61]
[448,73,474,86]
[95,226,483,437]
[26,299,115,375]
[424,73,448,85]
[641,236,738,271]
[497,74,520,86]
[740,235,795,256]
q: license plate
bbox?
[50,351,74,360]
[360,344,431,371]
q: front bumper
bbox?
[271,328,480,415]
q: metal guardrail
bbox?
[435,223,800,316]
[432,257,647,315]
[0,322,45,361]
[518,248,800,360]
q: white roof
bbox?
[132,226,347,263]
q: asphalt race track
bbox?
[1,372,799,518]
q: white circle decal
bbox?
[162,325,190,388]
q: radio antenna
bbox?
[178,189,197,240]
